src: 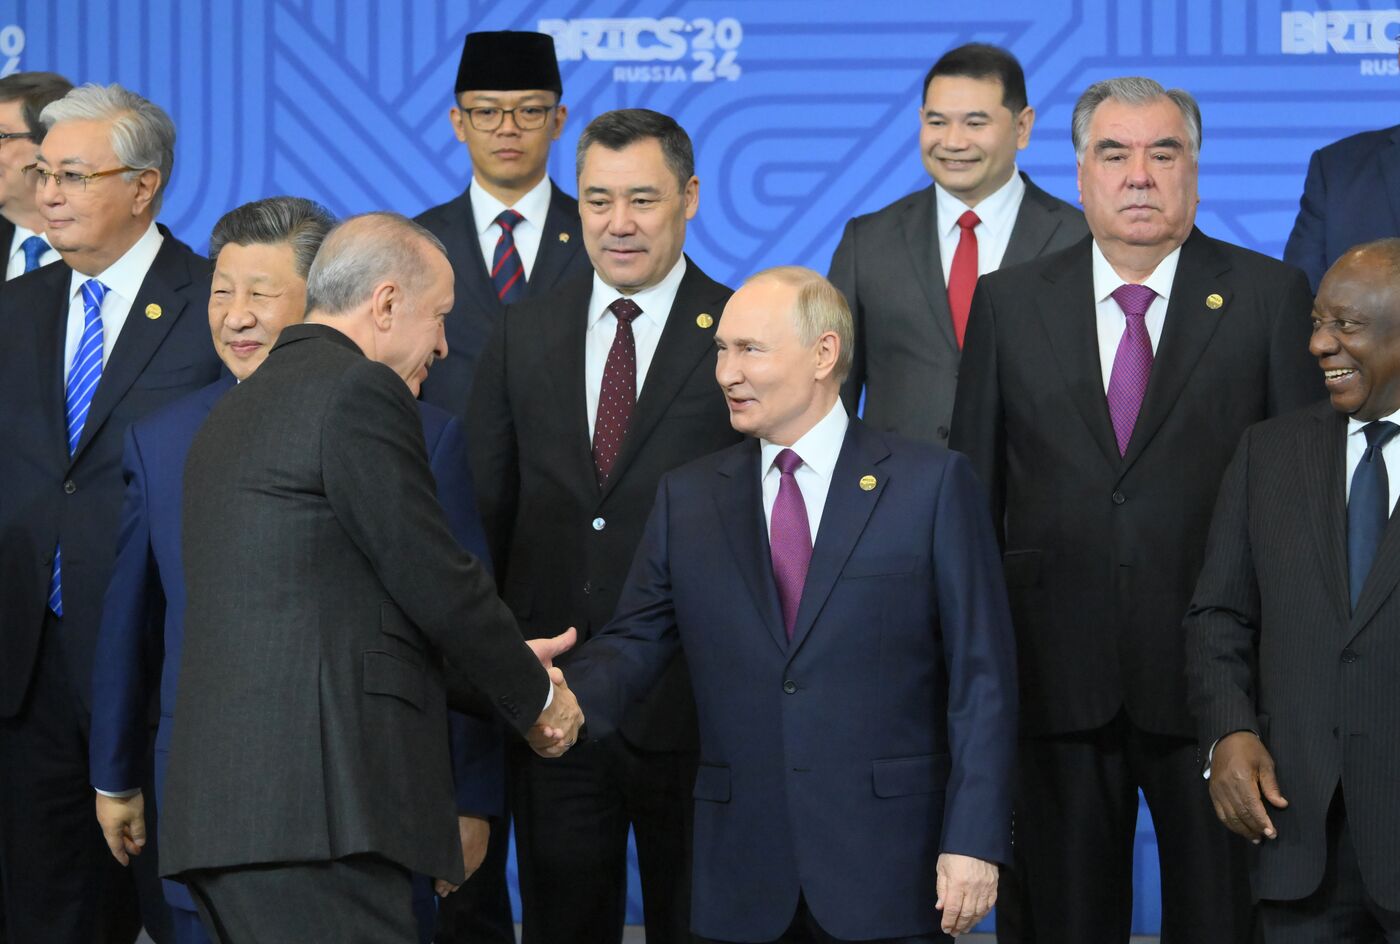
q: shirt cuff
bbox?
[95,787,141,799]
[542,679,554,712]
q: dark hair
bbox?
[922,43,1028,114]
[575,108,694,190]
[0,71,74,142]
[209,197,336,279]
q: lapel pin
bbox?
[696,313,714,329]
[558,232,570,243]
[145,303,162,320]
[859,474,877,491]
[1205,293,1223,310]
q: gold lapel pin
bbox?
[1205,293,1223,310]
[696,313,714,329]
[558,232,570,243]
[145,303,162,320]
[859,474,877,491]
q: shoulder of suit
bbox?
[414,189,471,231]
[416,398,457,442]
[840,186,933,233]
[1193,230,1307,284]
[131,378,230,441]
[1020,174,1086,220]
[1245,399,1334,448]
[1313,124,1398,164]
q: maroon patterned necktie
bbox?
[592,298,642,486]
[1105,283,1157,456]
[770,448,812,641]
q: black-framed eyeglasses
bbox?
[23,163,138,192]
[460,105,556,132]
[0,131,32,150]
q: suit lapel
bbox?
[1350,410,1400,634]
[542,278,597,487]
[1003,176,1067,267]
[1301,406,1351,623]
[1120,230,1229,472]
[1037,243,1121,468]
[900,187,958,351]
[715,441,788,653]
[1381,127,1400,242]
[34,264,72,467]
[451,188,500,318]
[788,421,889,657]
[524,182,583,295]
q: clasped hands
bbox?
[525,627,584,759]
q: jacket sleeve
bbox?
[1267,262,1326,417]
[1282,148,1328,295]
[948,280,1007,545]
[828,218,867,417]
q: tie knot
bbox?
[21,235,47,270]
[81,278,109,312]
[775,448,804,476]
[495,209,523,232]
[1111,283,1156,320]
[1363,420,1399,451]
[608,297,642,325]
[957,210,980,231]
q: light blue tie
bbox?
[21,235,47,273]
[48,278,109,617]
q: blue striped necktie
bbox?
[21,235,47,272]
[48,278,109,617]
[491,209,526,303]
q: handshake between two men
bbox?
[524,626,586,759]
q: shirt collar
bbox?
[469,175,553,236]
[934,166,1024,238]
[68,222,163,301]
[587,255,688,330]
[760,397,850,480]
[1091,239,1182,307]
[1348,409,1400,437]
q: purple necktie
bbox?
[770,448,812,641]
[1105,283,1157,456]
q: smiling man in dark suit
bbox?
[828,43,1086,447]
[467,108,742,944]
[0,83,223,942]
[951,76,1322,943]
[1188,239,1400,942]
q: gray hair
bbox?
[209,197,336,279]
[1071,76,1201,160]
[40,83,176,214]
[743,265,854,383]
[305,211,448,316]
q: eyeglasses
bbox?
[23,163,137,191]
[0,131,32,149]
[459,105,556,132]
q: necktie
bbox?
[770,448,813,641]
[1105,283,1157,456]
[1348,420,1399,610]
[592,298,642,486]
[21,235,47,273]
[491,209,526,304]
[49,278,109,617]
[946,209,981,348]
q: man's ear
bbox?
[369,280,398,331]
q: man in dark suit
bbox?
[159,212,583,942]
[828,43,1086,447]
[467,108,742,944]
[416,30,591,425]
[0,71,70,283]
[1187,239,1400,942]
[1284,50,1400,294]
[951,76,1322,944]
[0,83,223,943]
[568,266,1017,943]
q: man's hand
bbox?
[95,791,146,866]
[434,815,492,897]
[526,627,577,670]
[1209,731,1288,843]
[529,667,583,758]
[935,853,998,937]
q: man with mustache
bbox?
[951,76,1321,943]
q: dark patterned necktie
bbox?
[592,298,642,486]
[770,449,812,641]
[1105,283,1157,456]
[1348,420,1399,609]
[491,209,526,303]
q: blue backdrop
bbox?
[8,0,1397,933]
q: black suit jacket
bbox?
[950,228,1322,738]
[829,173,1088,445]
[161,324,549,883]
[417,180,590,419]
[1187,401,1400,909]
[0,228,222,717]
[467,259,742,751]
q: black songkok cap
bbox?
[455,31,563,97]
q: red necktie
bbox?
[946,209,980,348]
[592,298,642,486]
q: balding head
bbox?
[1310,238,1400,420]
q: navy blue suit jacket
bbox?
[567,418,1018,942]
[1284,124,1400,293]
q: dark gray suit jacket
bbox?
[829,173,1087,445]
[161,324,550,884]
[1187,401,1400,909]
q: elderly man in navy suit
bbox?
[568,266,1017,943]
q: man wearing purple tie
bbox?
[568,266,1018,943]
[950,76,1322,943]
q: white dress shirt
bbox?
[1091,240,1181,392]
[1346,410,1400,512]
[585,256,687,439]
[6,224,59,280]
[934,167,1025,285]
[64,223,164,381]
[760,398,850,542]
[470,174,552,281]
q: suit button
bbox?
[1341,648,1358,663]
[591,517,606,531]
[783,680,797,694]
[937,426,949,440]
[63,480,76,495]
[583,581,592,595]
[1111,490,1126,505]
